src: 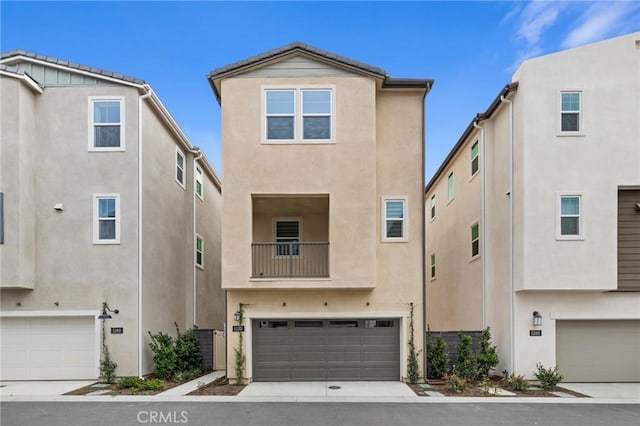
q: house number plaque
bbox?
[111,327,124,334]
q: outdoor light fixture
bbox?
[234,311,241,322]
[98,302,119,320]
[532,311,542,327]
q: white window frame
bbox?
[262,85,335,144]
[430,194,436,220]
[195,165,204,200]
[558,90,582,135]
[175,146,186,189]
[273,217,302,258]
[471,140,479,177]
[93,193,120,244]
[471,222,480,259]
[447,172,454,203]
[195,234,204,269]
[88,96,125,152]
[382,196,408,243]
[557,193,584,240]
[430,253,436,280]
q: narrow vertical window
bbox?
[430,195,436,219]
[383,197,407,241]
[560,195,581,237]
[275,219,301,256]
[93,194,120,244]
[430,253,436,279]
[560,92,581,132]
[447,172,454,202]
[302,90,331,140]
[195,166,203,199]
[266,90,295,140]
[176,147,186,188]
[471,223,480,258]
[89,97,124,150]
[471,141,479,176]
[196,235,204,268]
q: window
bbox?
[93,194,120,244]
[196,235,204,268]
[195,166,203,199]
[382,197,407,242]
[560,92,581,133]
[89,97,124,150]
[471,141,479,176]
[430,195,436,219]
[559,195,582,238]
[175,147,186,188]
[471,223,480,258]
[274,218,301,256]
[447,172,454,202]
[264,87,333,142]
[430,253,436,279]
[329,320,359,328]
[364,320,394,328]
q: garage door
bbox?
[1,317,97,380]
[253,319,400,381]
[556,320,640,382]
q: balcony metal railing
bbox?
[251,242,329,278]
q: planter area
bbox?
[187,375,246,396]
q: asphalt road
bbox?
[1,402,638,426]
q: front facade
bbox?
[426,32,640,382]
[0,51,223,380]
[209,43,432,382]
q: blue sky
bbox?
[2,1,639,181]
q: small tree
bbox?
[406,303,422,383]
[174,323,203,377]
[430,336,450,379]
[147,331,177,380]
[454,333,478,380]
[477,327,499,377]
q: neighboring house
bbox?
[0,51,223,380]
[208,42,432,382]
[425,32,640,382]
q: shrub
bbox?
[100,348,118,384]
[427,335,450,379]
[148,323,203,381]
[477,327,499,377]
[508,374,530,392]
[148,331,177,380]
[446,373,468,393]
[174,324,203,375]
[116,376,143,390]
[140,378,166,391]
[454,333,478,380]
[534,363,563,390]
[479,375,498,395]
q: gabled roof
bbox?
[0,49,146,86]
[207,42,433,102]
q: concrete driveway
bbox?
[0,381,94,397]
[239,381,416,397]
[560,383,640,399]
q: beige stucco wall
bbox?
[220,65,426,381]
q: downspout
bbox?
[500,93,515,374]
[190,148,203,328]
[421,87,428,379]
[138,84,152,378]
[473,120,486,329]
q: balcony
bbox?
[251,242,329,278]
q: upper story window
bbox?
[471,222,480,258]
[196,235,204,269]
[447,172,454,202]
[430,253,436,279]
[274,218,301,256]
[93,193,120,244]
[176,147,186,189]
[382,197,408,242]
[558,195,582,239]
[264,87,333,143]
[89,97,124,151]
[471,141,479,176]
[195,166,203,199]
[430,195,436,219]
[560,91,581,133]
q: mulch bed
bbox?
[187,375,246,396]
[409,376,588,398]
[64,373,207,396]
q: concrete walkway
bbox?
[0,380,94,397]
[239,381,416,398]
[157,370,225,396]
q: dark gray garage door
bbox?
[253,319,400,381]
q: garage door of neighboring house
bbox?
[0,316,97,380]
[253,319,400,381]
[556,320,640,382]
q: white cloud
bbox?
[561,1,640,48]
[516,1,566,45]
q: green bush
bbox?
[148,323,203,381]
[454,333,478,380]
[508,374,530,392]
[99,347,118,384]
[426,334,450,379]
[446,373,468,393]
[148,331,177,379]
[477,327,499,377]
[140,378,166,391]
[116,376,143,390]
[534,363,563,390]
[174,324,203,376]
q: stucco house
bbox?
[0,51,223,380]
[208,42,432,382]
[425,32,640,382]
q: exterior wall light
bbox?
[532,311,542,327]
[98,301,119,320]
[234,311,242,322]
